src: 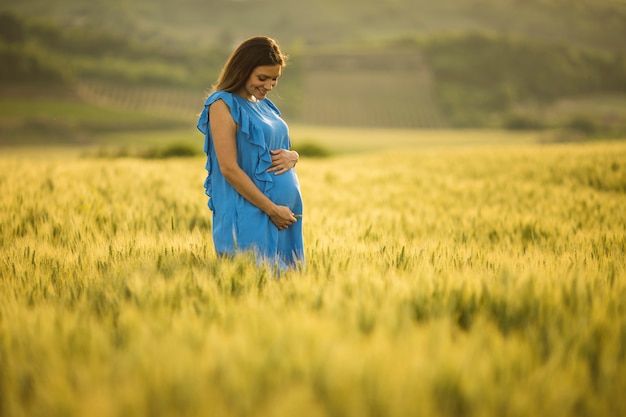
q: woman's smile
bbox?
[239,64,282,101]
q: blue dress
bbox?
[197,91,304,269]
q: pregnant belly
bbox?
[268,169,302,210]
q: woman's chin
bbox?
[254,91,268,100]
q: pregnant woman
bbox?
[197,36,304,271]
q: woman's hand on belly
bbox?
[268,204,298,230]
[267,149,299,175]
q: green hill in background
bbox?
[4,0,626,51]
[1,0,626,141]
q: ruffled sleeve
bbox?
[196,93,216,207]
[197,91,275,206]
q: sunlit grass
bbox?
[1,132,625,417]
[289,125,540,153]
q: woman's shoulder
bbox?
[198,91,240,134]
[205,90,236,106]
[206,91,245,118]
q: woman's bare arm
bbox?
[210,99,296,230]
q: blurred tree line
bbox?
[0,11,305,118]
[2,11,625,131]
[0,11,228,89]
[416,32,626,128]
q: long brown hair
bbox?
[212,36,287,93]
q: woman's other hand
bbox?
[268,204,297,230]
[267,149,299,175]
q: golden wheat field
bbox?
[1,131,625,417]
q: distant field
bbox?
[298,50,446,128]
[289,125,540,154]
[0,97,189,145]
[0,91,543,153]
[1,132,625,416]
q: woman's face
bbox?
[238,65,282,101]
